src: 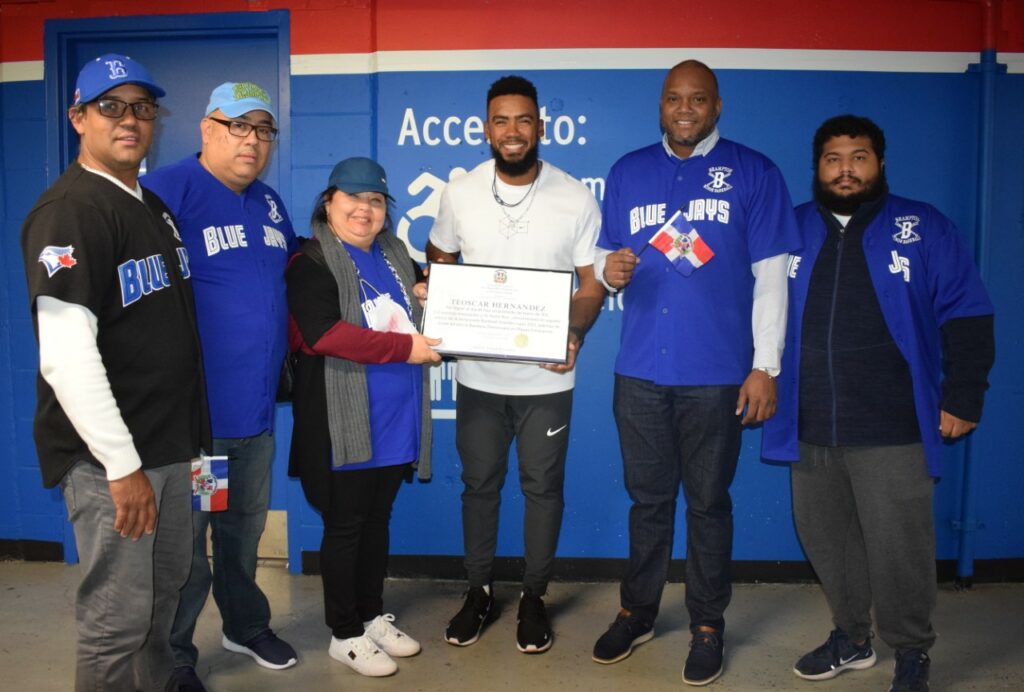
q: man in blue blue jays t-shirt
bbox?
[592,60,801,686]
[143,81,299,691]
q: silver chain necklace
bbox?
[491,161,541,207]
[493,163,541,239]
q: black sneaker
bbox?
[793,629,877,680]
[516,591,553,654]
[222,630,298,670]
[165,666,207,692]
[890,649,930,692]
[444,585,495,646]
[682,629,724,686]
[592,611,654,664]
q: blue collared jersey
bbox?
[599,139,801,385]
[143,155,298,438]
[762,195,994,477]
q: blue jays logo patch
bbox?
[105,59,128,80]
[704,166,733,193]
[888,250,911,282]
[893,215,922,244]
[266,194,284,224]
[38,245,78,277]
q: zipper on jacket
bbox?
[826,224,845,446]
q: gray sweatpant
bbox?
[792,442,937,652]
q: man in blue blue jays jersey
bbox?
[592,60,801,685]
[143,82,299,691]
[762,115,994,692]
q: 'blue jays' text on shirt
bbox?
[599,138,801,386]
[142,155,298,438]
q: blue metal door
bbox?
[43,10,292,564]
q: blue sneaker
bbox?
[222,630,298,670]
[592,611,654,664]
[794,629,876,680]
[683,629,724,686]
[890,649,930,692]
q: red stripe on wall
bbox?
[2,0,1022,63]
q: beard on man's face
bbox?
[813,168,889,216]
[492,140,540,178]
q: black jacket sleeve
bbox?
[940,314,995,422]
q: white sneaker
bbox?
[328,634,398,677]
[363,613,422,657]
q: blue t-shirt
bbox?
[599,138,801,385]
[142,155,298,437]
[335,241,421,471]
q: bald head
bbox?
[666,60,719,95]
[660,60,722,158]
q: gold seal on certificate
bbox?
[421,263,573,364]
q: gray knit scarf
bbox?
[311,219,432,479]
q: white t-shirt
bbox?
[429,159,601,395]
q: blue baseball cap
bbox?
[73,54,165,105]
[205,82,277,121]
[328,157,393,200]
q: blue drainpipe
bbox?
[957,3,1005,586]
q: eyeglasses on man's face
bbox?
[207,117,278,142]
[94,98,159,121]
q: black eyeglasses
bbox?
[95,98,159,121]
[207,117,278,142]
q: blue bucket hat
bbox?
[205,82,277,121]
[328,157,393,200]
[73,53,165,105]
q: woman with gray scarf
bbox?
[286,157,441,677]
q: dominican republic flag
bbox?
[191,456,229,511]
[648,209,714,277]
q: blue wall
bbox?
[3,59,1022,570]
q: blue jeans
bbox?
[614,375,741,633]
[170,432,275,667]
[62,461,192,692]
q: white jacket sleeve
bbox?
[37,295,142,480]
[750,254,790,376]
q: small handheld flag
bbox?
[191,455,229,512]
[648,209,714,277]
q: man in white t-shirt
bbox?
[427,75,604,655]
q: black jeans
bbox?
[320,462,409,639]
[614,375,741,633]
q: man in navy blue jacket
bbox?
[762,115,995,692]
